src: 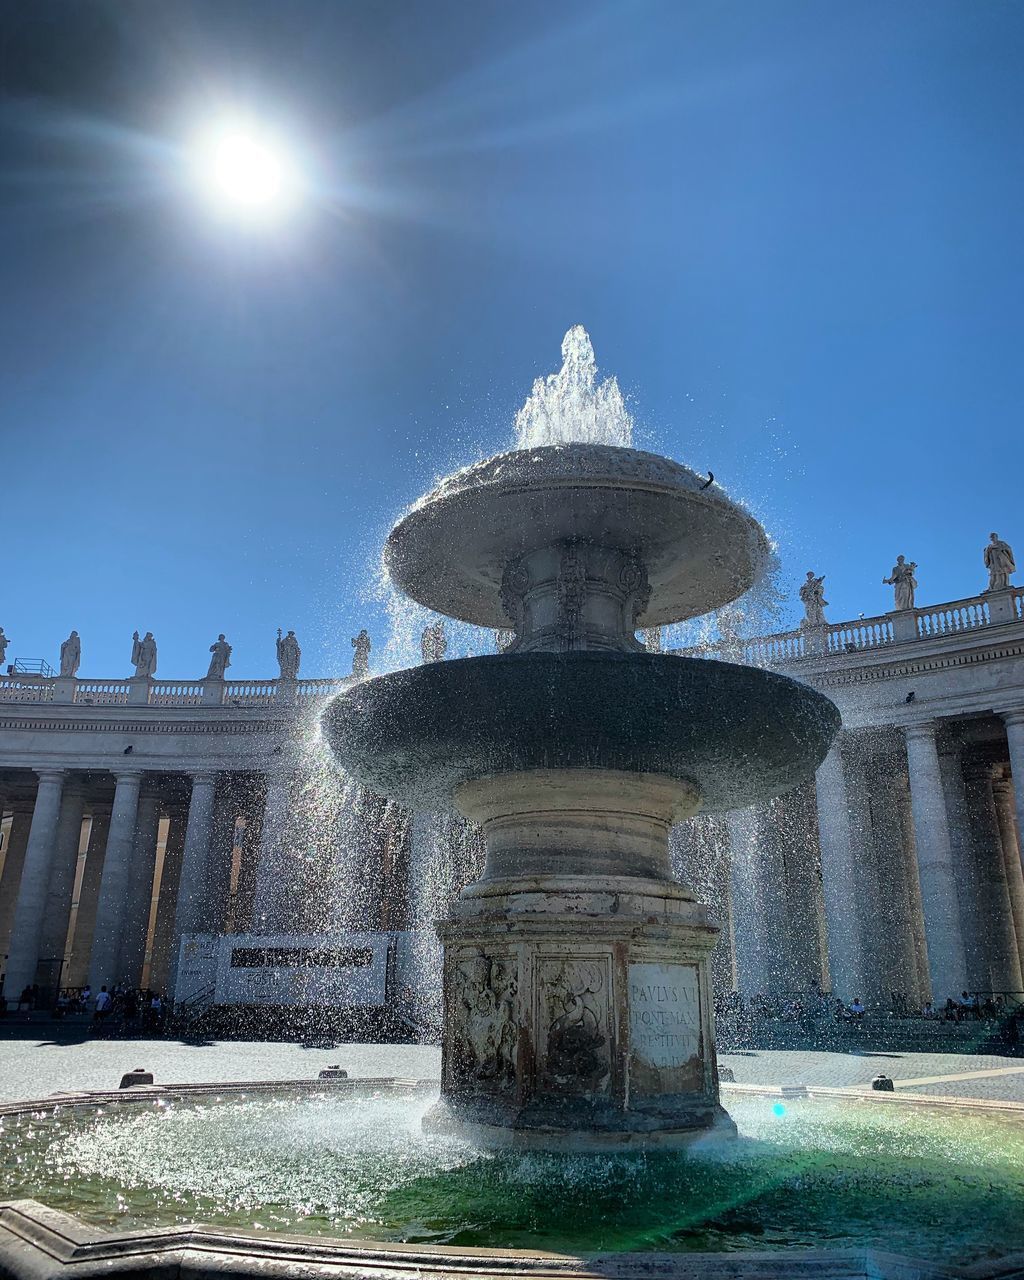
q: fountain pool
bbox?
[1,1085,1022,1262]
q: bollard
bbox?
[119,1067,154,1088]
[318,1065,348,1079]
[870,1073,894,1091]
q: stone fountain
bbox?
[323,328,839,1149]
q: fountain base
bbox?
[427,769,732,1149]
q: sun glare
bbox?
[190,119,302,222]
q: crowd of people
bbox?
[5,982,169,1035]
[715,981,1021,1028]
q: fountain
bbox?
[322,328,840,1148]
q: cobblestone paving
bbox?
[0,1029,1021,1105]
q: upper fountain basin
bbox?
[321,652,839,813]
[385,444,772,629]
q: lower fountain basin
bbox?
[321,652,839,812]
[1,1082,1022,1270]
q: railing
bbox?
[0,676,54,703]
[12,658,55,677]
[741,630,806,664]
[297,678,351,699]
[73,680,131,705]
[827,614,894,653]
[149,681,206,706]
[223,680,278,706]
[916,596,989,638]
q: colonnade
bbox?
[674,709,1024,1007]
[0,765,411,1004]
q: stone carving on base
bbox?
[557,544,587,650]
[59,630,81,677]
[883,556,917,611]
[351,629,371,678]
[799,572,828,628]
[539,958,610,1096]
[130,631,157,678]
[206,634,232,679]
[451,951,518,1095]
[276,629,301,680]
[421,620,448,664]
[984,532,1016,592]
[0,626,8,666]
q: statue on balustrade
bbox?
[206,634,232,679]
[883,556,917,611]
[351,629,371,678]
[421,620,448,663]
[799,571,828,628]
[59,630,81,677]
[130,630,158,678]
[0,626,8,667]
[984,532,1016,592]
[640,626,663,652]
[276,628,301,680]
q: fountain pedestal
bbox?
[423,769,735,1147]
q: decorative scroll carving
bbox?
[499,558,530,651]
[451,951,518,1095]
[540,958,610,1095]
[619,555,651,627]
[557,543,587,650]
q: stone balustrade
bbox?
[0,673,353,706]
[675,587,1024,666]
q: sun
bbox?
[189,118,302,222]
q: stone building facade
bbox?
[1,576,1023,1011]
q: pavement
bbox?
[1,1025,1023,1105]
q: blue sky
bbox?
[1,0,1022,679]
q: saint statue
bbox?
[984,532,1016,592]
[206,634,232,679]
[351,629,371,678]
[883,555,918,611]
[276,628,301,680]
[639,626,663,653]
[0,627,8,667]
[59,630,81,678]
[421,620,448,663]
[131,630,158,678]
[799,571,828,628]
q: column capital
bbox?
[1001,707,1024,730]
[112,769,145,785]
[189,771,219,788]
[33,768,66,786]
[904,721,938,743]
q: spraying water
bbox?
[513,325,633,448]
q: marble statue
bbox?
[984,532,1016,592]
[799,572,828,628]
[0,627,8,666]
[421,620,448,663]
[883,556,918,611]
[206,634,232,679]
[59,630,81,678]
[131,631,158,678]
[276,629,301,679]
[351,629,371,678]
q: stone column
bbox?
[866,764,921,1008]
[87,772,144,991]
[904,723,968,1001]
[148,804,187,993]
[2,771,66,1001]
[0,802,34,962]
[1003,709,1024,871]
[115,788,163,986]
[813,741,864,999]
[35,782,88,993]
[993,776,1024,962]
[166,772,218,994]
[939,747,988,989]
[66,806,111,987]
[249,771,294,934]
[963,765,1023,991]
[894,774,931,1001]
[725,806,769,997]
[199,781,237,933]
